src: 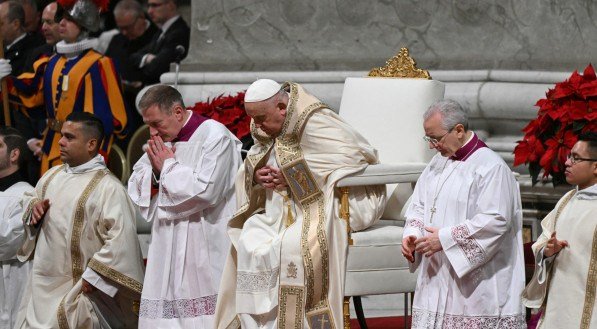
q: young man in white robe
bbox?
[15,112,145,329]
[522,132,597,328]
[214,79,386,329]
[401,99,526,328]
[0,128,33,329]
[128,84,242,328]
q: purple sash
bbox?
[450,133,487,161]
[173,113,209,143]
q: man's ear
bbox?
[87,138,97,153]
[173,105,185,120]
[9,148,20,165]
[278,102,287,116]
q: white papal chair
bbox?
[335,49,445,328]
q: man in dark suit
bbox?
[0,1,44,76]
[130,0,189,85]
[106,0,159,148]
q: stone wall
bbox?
[186,0,596,72]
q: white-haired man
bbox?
[401,99,526,328]
[214,79,386,328]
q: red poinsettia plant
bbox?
[188,91,252,142]
[514,64,597,186]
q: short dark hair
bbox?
[578,132,597,158]
[65,112,105,150]
[138,84,185,115]
[0,127,27,167]
[5,1,26,27]
[114,0,144,18]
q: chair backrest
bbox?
[107,144,129,184]
[126,125,150,176]
[338,77,445,219]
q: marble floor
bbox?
[349,294,410,319]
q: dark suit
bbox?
[130,16,190,85]
[4,33,44,75]
[106,22,160,149]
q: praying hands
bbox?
[147,135,176,174]
[254,166,287,190]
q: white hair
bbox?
[423,99,469,131]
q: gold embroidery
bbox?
[287,261,298,279]
[278,285,305,329]
[57,296,69,329]
[70,170,107,284]
[307,307,335,329]
[42,165,64,199]
[87,258,143,294]
[368,47,431,79]
[580,226,597,329]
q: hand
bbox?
[27,139,43,160]
[254,166,275,189]
[0,59,11,79]
[268,166,288,190]
[544,231,569,257]
[81,279,96,294]
[30,199,50,226]
[414,226,443,257]
[147,135,176,174]
[401,235,417,263]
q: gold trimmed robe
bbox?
[15,155,144,329]
[214,82,386,328]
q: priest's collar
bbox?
[64,154,106,174]
[172,111,208,143]
[0,171,24,192]
[576,183,597,200]
[450,131,487,161]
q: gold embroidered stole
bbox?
[231,83,334,326]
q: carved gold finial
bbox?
[368,47,431,79]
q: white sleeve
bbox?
[82,268,118,297]
[439,164,521,278]
[156,134,241,220]
[0,196,28,261]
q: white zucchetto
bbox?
[244,79,281,103]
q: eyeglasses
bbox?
[567,153,597,165]
[423,126,455,146]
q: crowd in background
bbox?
[0,0,190,185]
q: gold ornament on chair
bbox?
[368,47,431,79]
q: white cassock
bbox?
[403,143,526,328]
[128,118,242,328]
[522,184,597,328]
[0,180,33,329]
[15,155,145,329]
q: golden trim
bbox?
[57,296,69,329]
[87,258,143,294]
[70,169,107,284]
[368,47,431,79]
[580,226,597,329]
[339,187,353,246]
[343,297,351,329]
[42,165,64,199]
[278,285,305,329]
[306,307,336,329]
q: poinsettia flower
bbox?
[551,80,575,99]
[539,129,577,175]
[513,135,545,166]
[580,80,597,98]
[582,64,596,81]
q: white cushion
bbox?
[345,221,418,296]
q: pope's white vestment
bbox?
[403,140,526,328]
[15,155,145,329]
[214,82,386,329]
[522,184,597,328]
[0,180,33,329]
[128,117,242,328]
